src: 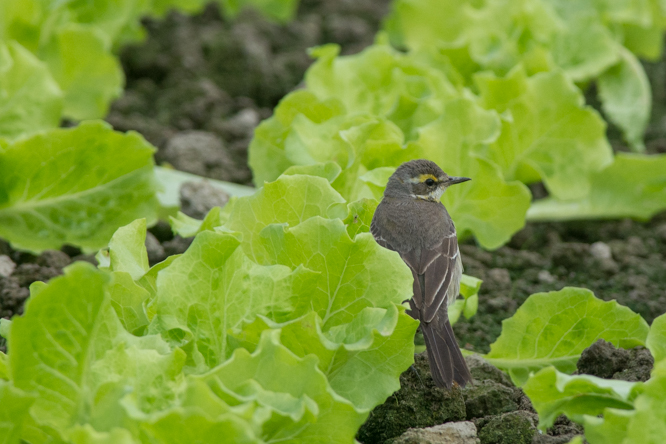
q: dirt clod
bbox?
[463,381,520,419]
[385,421,480,444]
[180,180,230,219]
[475,410,538,444]
[357,353,466,444]
[576,339,654,382]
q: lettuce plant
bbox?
[491,290,666,444]
[0,173,430,443]
[250,40,635,248]
[484,287,649,386]
[0,121,160,253]
[384,0,661,152]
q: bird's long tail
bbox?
[420,311,473,389]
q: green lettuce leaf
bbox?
[526,153,666,221]
[0,121,160,253]
[235,307,418,411]
[221,174,347,263]
[193,329,364,443]
[0,40,62,140]
[598,46,651,152]
[41,24,123,120]
[0,381,36,444]
[475,67,613,200]
[622,359,666,443]
[485,287,649,386]
[647,313,666,364]
[8,263,112,431]
[416,99,532,248]
[523,366,638,430]
[583,408,633,444]
[305,43,458,139]
[149,230,317,371]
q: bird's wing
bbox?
[403,233,459,323]
[371,218,460,323]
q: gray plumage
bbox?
[371,159,473,389]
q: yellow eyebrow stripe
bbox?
[418,174,438,182]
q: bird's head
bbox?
[384,159,470,201]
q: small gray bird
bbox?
[371,159,473,389]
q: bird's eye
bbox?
[425,178,435,186]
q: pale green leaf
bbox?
[582,408,633,444]
[67,425,139,444]
[108,272,150,335]
[256,218,413,329]
[195,329,364,443]
[236,306,419,411]
[8,262,111,431]
[170,206,223,238]
[527,153,666,222]
[485,287,649,386]
[647,313,666,364]
[107,219,149,280]
[283,161,342,183]
[598,47,651,152]
[523,366,638,430]
[40,24,123,120]
[0,381,36,444]
[222,174,347,263]
[0,40,62,140]
[149,230,317,371]
[0,121,160,253]
[622,360,666,443]
[475,67,613,200]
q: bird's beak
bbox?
[446,176,471,186]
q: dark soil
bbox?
[106,0,392,185]
[455,213,666,354]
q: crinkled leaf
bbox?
[527,153,666,221]
[623,360,666,443]
[0,381,36,444]
[0,121,160,253]
[306,43,458,138]
[0,40,62,140]
[475,67,613,200]
[283,161,342,183]
[249,90,345,185]
[546,0,620,81]
[582,408,633,444]
[416,98,532,249]
[235,306,418,411]
[256,218,413,329]
[222,174,347,263]
[8,263,111,431]
[598,47,651,152]
[647,313,666,364]
[106,219,149,280]
[108,272,150,335]
[170,207,223,238]
[343,198,378,239]
[150,230,317,371]
[196,329,364,443]
[523,366,638,430]
[485,287,649,386]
